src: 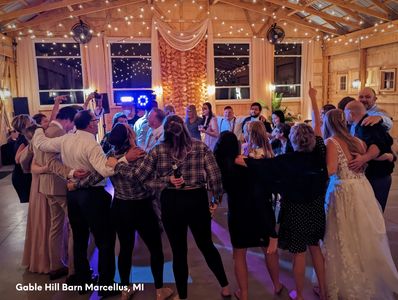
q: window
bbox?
[214,43,250,100]
[35,42,84,105]
[380,69,395,91]
[110,42,152,104]
[274,43,302,98]
[338,74,348,91]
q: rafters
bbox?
[331,0,390,21]
[2,0,146,32]
[263,0,361,29]
[219,0,339,35]
[0,0,95,22]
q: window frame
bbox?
[213,39,252,102]
[274,43,302,99]
[380,68,396,92]
[337,73,348,92]
[33,38,85,109]
[107,38,152,106]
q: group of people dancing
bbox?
[8,84,398,300]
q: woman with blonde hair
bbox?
[236,123,328,300]
[322,108,398,299]
[11,114,51,274]
[242,120,274,159]
[184,104,202,140]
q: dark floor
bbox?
[0,165,397,300]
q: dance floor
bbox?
[0,164,397,300]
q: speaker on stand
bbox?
[12,97,29,116]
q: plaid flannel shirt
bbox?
[114,140,224,198]
[77,153,151,201]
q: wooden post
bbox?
[359,48,367,90]
[322,55,329,105]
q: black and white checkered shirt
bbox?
[115,140,224,198]
[77,154,151,201]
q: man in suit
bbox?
[34,106,78,280]
[241,102,272,137]
[345,101,394,211]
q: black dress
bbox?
[245,136,327,253]
[11,135,32,203]
[221,163,277,249]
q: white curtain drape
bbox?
[151,19,163,107]
[16,38,39,114]
[206,21,215,107]
[252,38,274,111]
[153,16,209,51]
[82,36,110,138]
[82,36,109,93]
[301,42,314,121]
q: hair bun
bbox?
[167,120,183,136]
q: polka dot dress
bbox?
[278,137,326,253]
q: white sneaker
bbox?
[121,285,136,300]
[156,287,174,300]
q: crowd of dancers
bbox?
[7,83,398,300]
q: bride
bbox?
[322,108,398,299]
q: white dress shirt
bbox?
[367,104,393,130]
[144,125,163,152]
[33,128,114,182]
[133,112,149,149]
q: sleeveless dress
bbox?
[324,138,398,300]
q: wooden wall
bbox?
[325,20,398,137]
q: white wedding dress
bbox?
[324,138,398,300]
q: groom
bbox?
[344,101,394,211]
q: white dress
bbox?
[324,138,398,300]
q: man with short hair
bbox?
[134,100,158,149]
[358,87,393,130]
[241,102,272,135]
[144,108,166,152]
[218,106,243,141]
[345,101,394,211]
[164,104,175,116]
[33,106,78,280]
[33,110,118,297]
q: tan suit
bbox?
[34,121,74,274]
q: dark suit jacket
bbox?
[354,114,394,178]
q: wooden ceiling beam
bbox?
[371,0,398,18]
[0,0,95,22]
[256,16,272,36]
[263,0,361,29]
[219,0,338,35]
[2,0,146,32]
[331,0,390,21]
[243,9,256,35]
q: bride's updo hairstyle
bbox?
[163,115,192,160]
[289,123,316,152]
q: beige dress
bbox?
[21,155,51,273]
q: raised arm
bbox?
[309,82,322,137]
[49,95,66,122]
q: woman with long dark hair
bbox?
[214,131,283,300]
[199,102,219,151]
[72,123,173,300]
[108,115,231,300]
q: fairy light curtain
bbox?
[151,16,213,116]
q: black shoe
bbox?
[98,289,121,299]
[49,267,69,280]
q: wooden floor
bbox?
[0,164,397,300]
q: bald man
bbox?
[358,87,393,130]
[345,101,394,211]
